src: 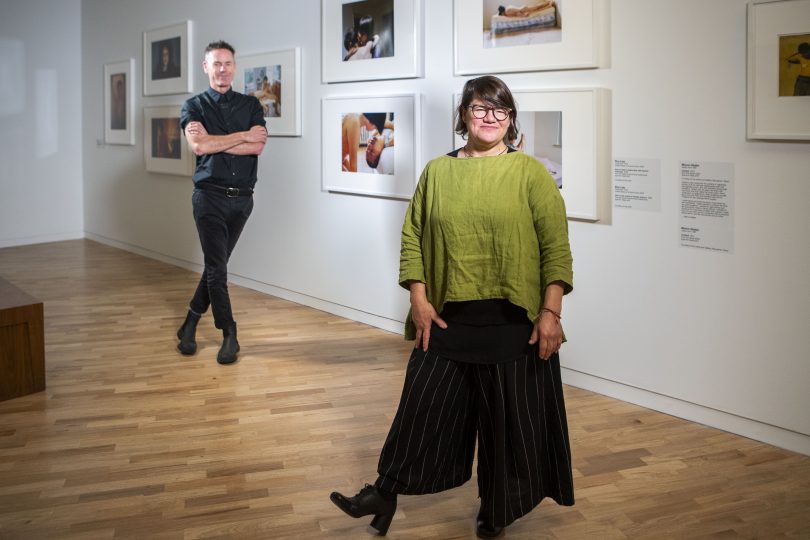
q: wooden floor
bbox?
[0,240,808,539]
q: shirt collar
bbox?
[206,86,233,103]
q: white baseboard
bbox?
[561,368,810,456]
[84,232,405,335]
[84,232,810,457]
[0,231,84,249]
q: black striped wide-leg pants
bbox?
[375,346,574,528]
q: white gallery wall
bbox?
[0,0,84,248]
[53,0,810,456]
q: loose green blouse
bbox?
[399,151,573,340]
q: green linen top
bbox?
[399,151,573,340]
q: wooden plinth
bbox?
[0,277,45,401]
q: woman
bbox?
[330,76,574,538]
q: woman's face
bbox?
[464,98,510,148]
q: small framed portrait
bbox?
[747,0,810,139]
[453,0,606,75]
[144,106,194,176]
[104,59,135,145]
[322,0,423,83]
[322,93,421,199]
[143,21,193,96]
[455,88,611,221]
[233,48,302,136]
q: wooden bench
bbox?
[0,277,45,401]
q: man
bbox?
[365,131,394,175]
[786,42,810,96]
[176,40,267,364]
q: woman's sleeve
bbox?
[398,167,428,289]
[529,163,574,295]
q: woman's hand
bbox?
[409,282,447,352]
[529,311,562,361]
[529,282,565,360]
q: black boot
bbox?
[176,310,201,355]
[476,510,504,539]
[329,484,397,535]
[217,323,240,364]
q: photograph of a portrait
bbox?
[323,94,420,198]
[482,0,561,50]
[342,0,395,61]
[455,88,611,221]
[233,48,302,136]
[322,0,422,83]
[454,0,604,75]
[144,106,194,176]
[143,21,193,96]
[341,112,395,175]
[104,59,135,145]
[778,33,810,96]
[747,0,810,139]
[151,118,181,159]
[151,37,181,80]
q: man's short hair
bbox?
[204,40,235,56]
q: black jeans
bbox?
[189,188,254,329]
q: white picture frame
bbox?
[322,93,421,199]
[143,21,193,96]
[144,106,194,176]
[453,0,604,75]
[747,0,810,140]
[454,88,611,221]
[322,0,423,83]
[233,48,302,137]
[104,59,135,145]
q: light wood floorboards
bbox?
[0,239,808,539]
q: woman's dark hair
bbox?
[454,75,519,143]
[363,112,387,134]
[357,15,374,37]
[498,5,506,15]
[799,42,810,55]
[344,30,356,51]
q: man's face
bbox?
[203,49,235,93]
[365,136,384,168]
[357,31,369,46]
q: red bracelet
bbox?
[539,307,562,321]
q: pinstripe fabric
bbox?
[376,346,574,528]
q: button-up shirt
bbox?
[180,87,266,189]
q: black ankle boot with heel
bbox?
[476,510,504,539]
[176,310,201,355]
[217,323,240,364]
[329,484,397,535]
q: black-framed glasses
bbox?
[467,105,511,121]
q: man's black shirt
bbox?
[180,87,266,190]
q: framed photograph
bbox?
[144,106,194,176]
[322,0,423,83]
[104,59,135,145]
[454,88,611,221]
[233,48,302,136]
[322,93,421,199]
[747,0,810,140]
[453,0,605,75]
[143,21,193,96]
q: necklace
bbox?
[462,144,508,158]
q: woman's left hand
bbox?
[529,310,563,361]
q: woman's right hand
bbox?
[409,282,447,351]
